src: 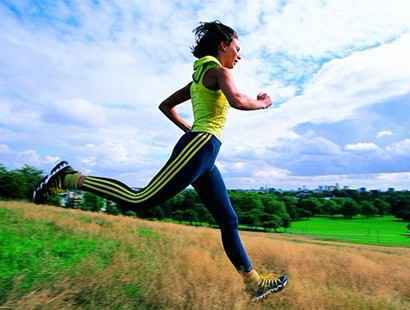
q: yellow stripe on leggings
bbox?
[83,133,212,203]
[83,134,211,203]
[86,133,207,198]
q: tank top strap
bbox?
[193,62,218,85]
[192,56,222,84]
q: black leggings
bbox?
[81,131,253,272]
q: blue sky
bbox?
[1,0,410,190]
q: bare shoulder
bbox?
[203,67,223,90]
[205,67,234,90]
[214,66,231,78]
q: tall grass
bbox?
[1,201,409,309]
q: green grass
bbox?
[0,204,167,308]
[0,208,121,304]
[285,216,410,247]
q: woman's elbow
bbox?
[228,98,246,110]
[158,102,167,112]
[229,103,245,110]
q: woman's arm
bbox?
[215,68,272,111]
[159,82,192,132]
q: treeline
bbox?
[1,164,410,231]
[134,190,292,231]
[128,189,410,230]
[0,165,42,201]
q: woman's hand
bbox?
[257,93,272,109]
[184,124,192,133]
[159,82,193,132]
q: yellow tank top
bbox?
[190,56,230,141]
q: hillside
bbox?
[1,201,409,309]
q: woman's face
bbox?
[220,38,241,69]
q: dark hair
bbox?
[191,20,238,58]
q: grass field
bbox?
[285,216,410,247]
[1,201,410,309]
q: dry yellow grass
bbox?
[1,201,410,310]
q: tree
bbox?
[373,199,391,216]
[0,164,43,200]
[234,192,264,227]
[261,195,287,215]
[360,200,378,217]
[340,198,361,218]
[392,198,410,221]
[321,199,339,216]
[194,203,215,225]
[16,165,43,200]
[150,205,165,220]
[125,210,137,217]
[182,209,199,224]
[181,190,200,210]
[173,210,185,222]
[80,192,104,212]
[105,202,120,215]
[260,214,284,231]
[47,193,62,206]
[260,195,290,229]
[297,198,321,216]
[281,196,298,220]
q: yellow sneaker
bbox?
[249,274,288,301]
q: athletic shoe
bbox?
[250,274,288,301]
[32,161,77,204]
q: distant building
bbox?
[326,185,337,191]
[315,183,349,192]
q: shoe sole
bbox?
[32,161,69,204]
[44,161,69,187]
[50,160,69,175]
[252,277,288,302]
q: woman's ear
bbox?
[219,41,228,52]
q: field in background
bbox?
[285,216,410,247]
[1,201,410,309]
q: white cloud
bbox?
[231,161,246,171]
[376,130,393,138]
[280,32,410,122]
[16,150,59,167]
[2,1,410,188]
[345,142,380,152]
[375,172,410,184]
[81,157,97,167]
[244,0,410,57]
[220,32,410,172]
[254,167,290,179]
[386,138,410,155]
[0,144,11,154]
[45,98,107,127]
[225,171,410,191]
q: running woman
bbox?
[33,20,288,301]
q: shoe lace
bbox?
[259,274,280,289]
